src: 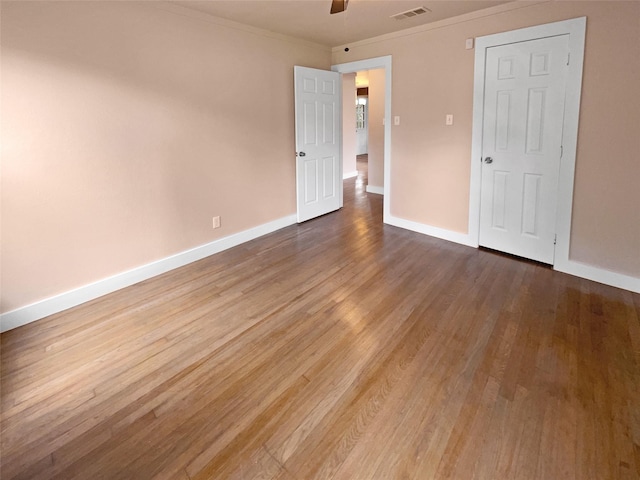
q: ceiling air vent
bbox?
[390,6,431,20]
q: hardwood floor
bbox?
[2,161,639,479]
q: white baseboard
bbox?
[555,259,640,294]
[366,185,384,195]
[5,212,636,333]
[385,215,477,248]
[343,171,358,179]
[386,215,639,293]
[0,214,297,332]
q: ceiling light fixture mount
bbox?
[330,0,349,15]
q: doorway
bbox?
[343,69,384,196]
[333,56,392,221]
[469,18,586,269]
[478,34,569,264]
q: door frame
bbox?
[332,56,392,222]
[469,17,586,270]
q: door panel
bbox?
[322,156,336,198]
[295,66,342,223]
[491,170,509,230]
[479,35,569,264]
[303,102,316,144]
[322,103,335,144]
[303,159,318,204]
[521,173,542,237]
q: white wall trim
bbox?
[332,55,392,222]
[331,1,549,52]
[556,261,640,294]
[151,2,330,52]
[386,216,639,292]
[365,185,384,195]
[343,171,358,179]
[0,214,297,332]
[386,215,477,248]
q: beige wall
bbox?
[367,69,386,190]
[342,73,357,177]
[3,1,638,317]
[332,1,640,277]
[1,1,330,313]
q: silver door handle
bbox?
[484,157,493,164]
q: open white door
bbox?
[295,66,342,223]
[479,35,569,264]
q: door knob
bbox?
[484,157,493,164]
[297,152,306,157]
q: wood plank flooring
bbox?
[2,158,639,479]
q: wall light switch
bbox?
[394,116,400,126]
[446,114,454,126]
[465,38,474,50]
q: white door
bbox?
[479,35,569,264]
[295,66,342,223]
[356,98,368,155]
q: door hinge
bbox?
[560,145,563,158]
[554,234,557,245]
[567,52,571,65]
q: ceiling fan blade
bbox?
[330,0,348,14]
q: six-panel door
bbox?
[295,66,342,223]
[479,35,569,264]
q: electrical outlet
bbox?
[212,216,221,229]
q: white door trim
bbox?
[332,56,392,222]
[470,17,586,269]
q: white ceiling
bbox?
[173,0,512,47]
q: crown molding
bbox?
[331,0,550,52]
[151,2,331,52]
